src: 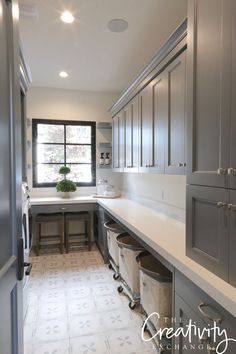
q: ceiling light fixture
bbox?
[59,71,69,78]
[60,11,74,24]
[108,19,128,33]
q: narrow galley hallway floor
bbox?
[24,248,156,354]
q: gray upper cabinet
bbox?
[187,0,233,188]
[151,71,166,174]
[164,50,186,175]
[112,114,119,169]
[139,84,153,172]
[186,185,229,281]
[139,49,187,174]
[112,111,124,171]
[229,190,236,287]
[124,96,139,172]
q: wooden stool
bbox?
[35,213,64,256]
[65,212,91,253]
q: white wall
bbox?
[26,86,122,197]
[122,173,186,222]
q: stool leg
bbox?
[65,219,69,254]
[60,219,63,254]
[36,222,40,256]
[87,219,91,251]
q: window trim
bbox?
[32,119,96,188]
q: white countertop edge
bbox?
[98,199,236,318]
[30,196,98,205]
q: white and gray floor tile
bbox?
[24,248,157,354]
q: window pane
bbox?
[66,145,91,163]
[37,124,64,143]
[66,125,91,144]
[67,164,92,183]
[37,144,64,163]
[36,164,61,183]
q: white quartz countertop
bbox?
[30,196,236,317]
[98,198,236,317]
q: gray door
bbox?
[186,185,229,281]
[229,1,236,189]
[165,50,186,175]
[229,190,236,286]
[0,1,23,353]
[187,0,232,187]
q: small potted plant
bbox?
[56,166,77,198]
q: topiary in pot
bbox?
[56,166,77,198]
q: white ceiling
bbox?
[19,0,187,93]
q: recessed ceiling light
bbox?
[59,71,69,78]
[108,19,128,33]
[60,11,74,24]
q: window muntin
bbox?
[32,119,96,187]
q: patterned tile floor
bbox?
[24,247,157,354]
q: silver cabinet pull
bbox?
[178,163,186,167]
[228,204,236,211]
[228,167,236,176]
[217,168,227,175]
[61,207,67,210]
[198,303,222,324]
[145,164,155,168]
[217,202,227,209]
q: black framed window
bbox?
[32,119,96,187]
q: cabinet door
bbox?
[152,71,167,173]
[229,1,236,189]
[186,185,229,281]
[229,190,236,286]
[119,110,125,169]
[139,84,153,171]
[165,51,186,175]
[112,111,124,171]
[124,96,139,172]
[187,0,232,187]
[112,114,119,169]
[174,294,208,353]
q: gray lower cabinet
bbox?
[174,294,208,353]
[187,0,235,188]
[94,206,109,263]
[174,271,236,354]
[124,96,139,172]
[229,190,236,286]
[186,185,229,281]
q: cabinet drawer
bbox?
[31,203,97,215]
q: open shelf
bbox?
[97,122,112,129]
